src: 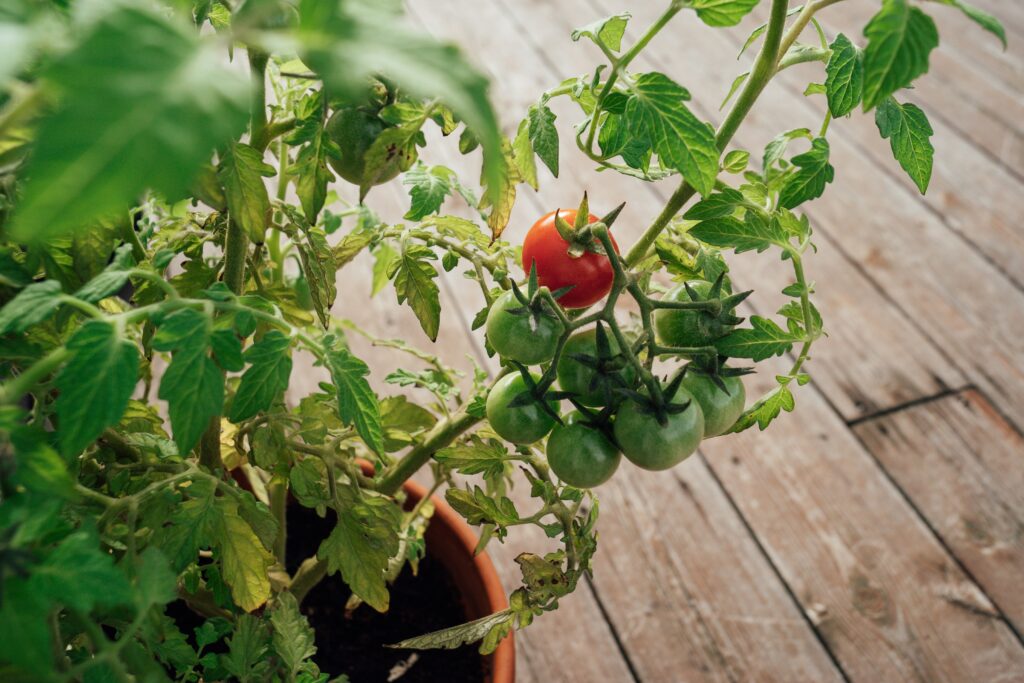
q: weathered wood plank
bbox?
[700,368,1024,682]
[600,0,1024,431]
[853,390,1024,635]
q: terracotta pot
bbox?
[401,477,516,683]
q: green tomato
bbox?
[654,280,734,348]
[556,329,636,406]
[681,372,745,437]
[485,291,561,365]
[613,391,704,471]
[325,107,412,190]
[486,372,559,445]
[546,415,621,488]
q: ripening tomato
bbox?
[521,209,619,309]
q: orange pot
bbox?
[401,476,516,683]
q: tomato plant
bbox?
[0,0,1002,676]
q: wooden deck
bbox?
[315,1,1024,680]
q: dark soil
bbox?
[286,502,488,683]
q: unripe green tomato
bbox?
[546,414,621,488]
[654,280,733,348]
[613,390,704,471]
[485,290,561,365]
[556,328,636,406]
[680,372,745,437]
[325,107,408,189]
[486,372,559,445]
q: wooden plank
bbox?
[700,368,1024,682]
[599,0,1024,431]
[853,389,1024,635]
[485,0,964,421]
[406,2,849,680]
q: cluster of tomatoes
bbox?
[483,209,746,489]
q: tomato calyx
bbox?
[682,356,754,395]
[658,273,752,347]
[563,323,636,406]
[505,364,570,424]
[616,369,697,427]
[506,263,568,327]
[552,193,626,259]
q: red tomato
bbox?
[521,209,620,309]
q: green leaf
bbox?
[714,315,802,361]
[779,138,834,209]
[762,127,812,171]
[290,458,331,509]
[720,71,749,110]
[728,383,795,432]
[446,486,519,527]
[296,228,337,328]
[326,346,385,454]
[479,137,518,241]
[0,280,62,334]
[435,439,509,483]
[688,0,759,27]
[228,331,292,422]
[292,121,334,222]
[218,143,275,244]
[683,187,745,220]
[825,33,863,117]
[222,614,271,680]
[690,212,788,254]
[297,0,504,200]
[0,589,53,677]
[390,243,441,342]
[722,150,749,174]
[388,609,515,651]
[55,320,139,457]
[571,13,630,51]
[134,547,178,610]
[270,592,317,675]
[333,229,375,267]
[527,104,559,177]
[861,0,939,110]
[31,528,132,612]
[9,4,249,240]
[210,329,245,372]
[875,97,934,194]
[404,164,455,220]
[512,118,538,191]
[933,0,1005,48]
[371,242,399,297]
[317,492,402,612]
[362,123,420,193]
[380,395,437,452]
[625,72,719,195]
[155,309,223,454]
[211,498,275,612]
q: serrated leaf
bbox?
[391,243,441,341]
[479,137,517,241]
[933,0,1005,48]
[55,320,139,457]
[228,331,292,422]
[528,104,559,177]
[371,242,399,297]
[571,12,630,51]
[714,315,802,361]
[333,229,374,267]
[728,383,795,432]
[861,0,939,110]
[404,164,455,220]
[512,119,538,191]
[222,614,271,680]
[9,4,249,240]
[446,486,519,527]
[293,123,334,222]
[388,609,514,651]
[362,123,420,192]
[762,127,812,172]
[210,328,245,372]
[219,142,275,244]
[155,309,223,454]
[690,213,788,254]
[0,280,63,334]
[435,440,509,482]
[296,228,337,328]
[825,34,863,117]
[722,150,749,173]
[270,592,317,675]
[31,528,132,612]
[875,97,934,194]
[317,493,402,612]
[326,346,384,454]
[688,0,759,27]
[683,187,745,221]
[779,138,834,209]
[213,499,275,612]
[625,73,719,195]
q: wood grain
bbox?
[853,390,1024,635]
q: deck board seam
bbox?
[845,386,968,428]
